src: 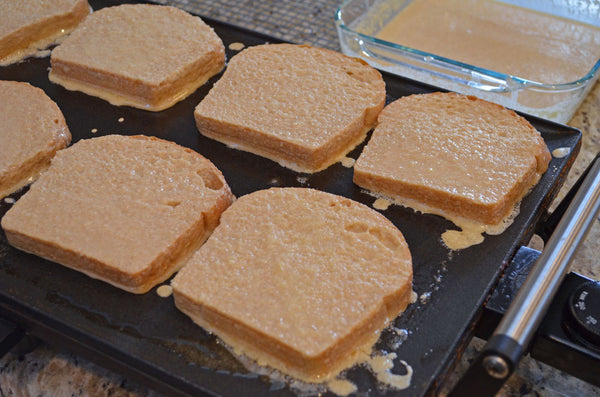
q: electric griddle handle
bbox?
[449,153,600,397]
[0,316,24,358]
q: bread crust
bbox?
[0,0,90,65]
[48,4,225,111]
[1,135,234,293]
[0,81,71,198]
[172,187,413,382]
[194,44,386,173]
[354,92,551,225]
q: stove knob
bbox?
[565,280,600,349]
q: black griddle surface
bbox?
[0,1,582,395]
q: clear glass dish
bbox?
[335,0,600,123]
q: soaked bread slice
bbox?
[194,44,386,173]
[171,187,413,382]
[1,135,234,293]
[49,4,225,111]
[0,81,71,198]
[0,0,89,65]
[354,92,551,225]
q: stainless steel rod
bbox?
[494,157,600,347]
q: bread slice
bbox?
[0,0,89,65]
[171,187,413,382]
[49,4,225,111]
[354,92,551,225]
[194,44,386,173]
[0,81,71,199]
[1,135,234,294]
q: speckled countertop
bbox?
[1,1,600,396]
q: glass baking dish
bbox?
[335,0,600,123]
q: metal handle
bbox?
[494,156,600,350]
[450,155,600,396]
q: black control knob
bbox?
[564,280,600,349]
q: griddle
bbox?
[0,1,582,395]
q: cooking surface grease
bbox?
[156,284,173,297]
[373,197,391,210]
[552,147,571,158]
[208,316,416,396]
[228,42,245,51]
[364,189,519,250]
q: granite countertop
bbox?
[1,1,600,396]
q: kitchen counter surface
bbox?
[1,0,599,396]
